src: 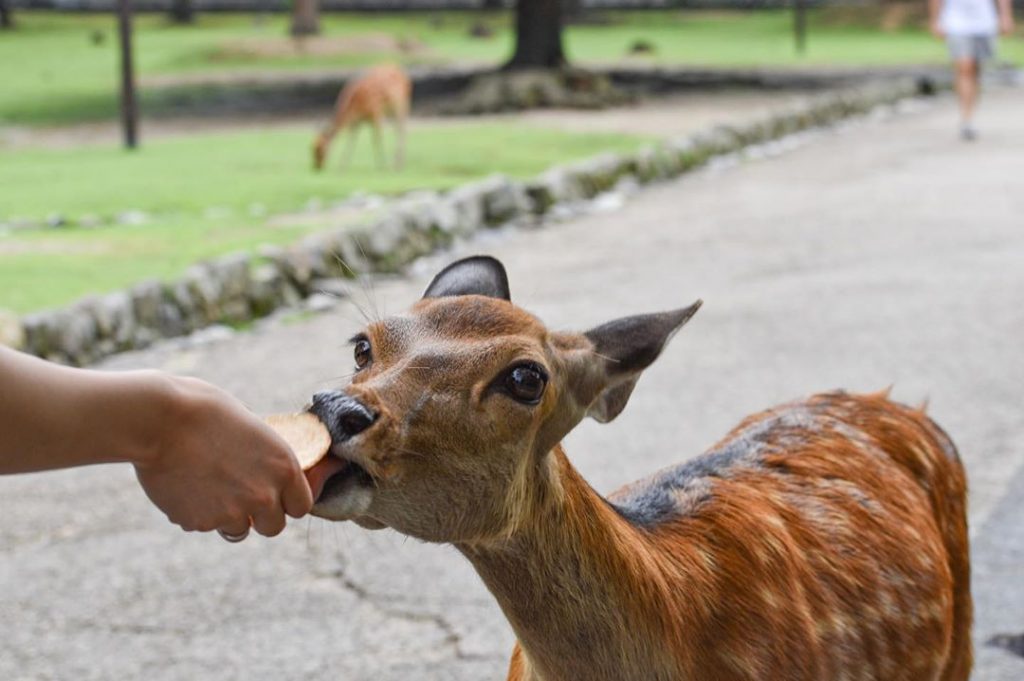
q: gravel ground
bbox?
[1,87,1022,680]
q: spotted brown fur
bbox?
[564,390,973,681]
[483,392,971,681]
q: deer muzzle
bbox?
[306,390,378,521]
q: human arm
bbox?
[928,0,945,37]
[0,347,312,537]
[996,0,1014,34]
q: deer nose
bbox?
[309,390,377,441]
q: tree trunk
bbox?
[505,0,566,70]
[168,0,195,24]
[0,0,13,30]
[793,0,807,54]
[117,0,139,149]
[290,0,320,37]
[563,0,584,24]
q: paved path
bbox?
[2,88,1023,680]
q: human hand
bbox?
[1000,15,1015,35]
[133,376,313,541]
[930,21,945,39]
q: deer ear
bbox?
[583,301,702,423]
[422,255,511,301]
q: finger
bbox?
[252,506,288,538]
[258,420,314,518]
[281,467,315,519]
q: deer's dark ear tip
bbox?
[676,299,703,323]
[661,299,702,342]
[422,255,511,301]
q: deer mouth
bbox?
[306,454,373,500]
[306,452,376,521]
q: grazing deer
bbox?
[306,256,972,681]
[312,64,411,172]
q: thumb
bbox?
[281,467,314,519]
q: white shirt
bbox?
[941,0,999,36]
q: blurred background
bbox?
[0,0,1020,323]
[1,1,1022,679]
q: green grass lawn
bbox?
[5,9,1018,126]
[0,122,650,313]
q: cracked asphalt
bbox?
[2,87,1023,680]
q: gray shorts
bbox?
[946,34,996,62]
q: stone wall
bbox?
[2,76,938,366]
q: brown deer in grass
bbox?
[312,64,411,172]
[305,255,972,681]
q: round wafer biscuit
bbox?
[265,413,332,470]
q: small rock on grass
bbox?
[0,309,25,350]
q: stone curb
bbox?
[2,76,938,366]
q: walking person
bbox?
[930,0,1015,140]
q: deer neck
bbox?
[457,447,695,681]
[320,124,340,144]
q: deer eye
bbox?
[353,338,372,370]
[503,363,548,405]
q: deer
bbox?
[312,64,411,173]
[304,255,972,681]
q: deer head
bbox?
[312,131,330,171]
[307,256,700,544]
